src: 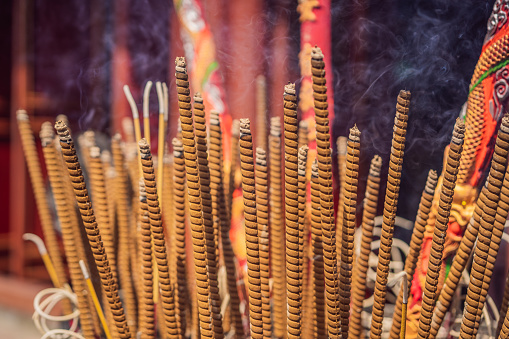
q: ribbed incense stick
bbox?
[497,273,509,336]
[370,90,411,339]
[139,139,180,338]
[283,83,303,339]
[298,145,310,339]
[138,180,155,339]
[269,116,286,338]
[310,160,326,338]
[416,118,465,339]
[40,123,96,338]
[298,120,309,149]
[390,170,438,339]
[339,125,361,338]
[228,120,240,224]
[349,155,383,338]
[162,155,175,279]
[17,111,67,290]
[208,112,244,336]
[172,138,189,335]
[336,136,347,265]
[55,121,132,339]
[256,75,268,151]
[239,119,263,339]
[256,147,272,338]
[459,115,509,339]
[311,47,340,338]
[111,135,138,332]
[175,56,219,339]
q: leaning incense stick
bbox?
[172,138,189,336]
[175,56,219,339]
[256,147,272,338]
[459,115,509,339]
[17,111,67,290]
[390,170,438,339]
[139,139,180,338]
[156,81,165,206]
[310,160,326,339]
[137,180,156,339]
[256,75,267,151]
[416,118,465,339]
[339,125,361,338]
[80,260,113,339]
[284,83,303,339]
[143,81,153,146]
[55,121,132,339]
[311,47,340,338]
[400,275,408,339]
[269,116,286,338]
[349,155,383,339]
[239,119,263,339]
[370,90,411,339]
[208,112,244,336]
[39,124,96,338]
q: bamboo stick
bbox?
[143,81,153,146]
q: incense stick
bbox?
[390,169,438,339]
[369,90,411,339]
[336,136,347,266]
[143,81,153,146]
[298,145,310,339]
[256,75,267,151]
[55,121,132,339]
[349,155,383,338]
[416,118,465,339]
[123,85,142,143]
[208,112,244,336]
[156,81,165,206]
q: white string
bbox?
[33,287,81,339]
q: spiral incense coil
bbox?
[283,83,303,339]
[40,124,96,339]
[337,125,361,338]
[208,113,244,336]
[111,134,138,333]
[460,116,509,339]
[370,90,411,339]
[172,138,189,335]
[310,160,326,339]
[138,180,156,339]
[139,139,180,338]
[269,116,286,338]
[54,121,132,339]
[239,119,263,339]
[175,56,218,339]
[89,147,117,280]
[336,136,347,265]
[416,119,465,339]
[497,272,509,336]
[256,147,272,338]
[389,170,438,339]
[349,155,383,339]
[16,111,67,291]
[428,190,487,339]
[311,47,340,338]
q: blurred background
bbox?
[0,0,500,336]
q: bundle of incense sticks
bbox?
[17,51,509,339]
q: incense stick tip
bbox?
[175,57,187,73]
[40,122,55,146]
[55,120,72,143]
[501,114,509,133]
[349,124,361,141]
[239,119,251,136]
[256,147,266,166]
[138,138,151,158]
[270,117,281,137]
[16,110,29,121]
[210,111,220,126]
[89,146,101,159]
[194,92,203,102]
[425,169,439,194]
[451,118,465,144]
[370,155,382,177]
[311,46,324,60]
[298,145,309,176]
[284,83,296,95]
[311,159,319,178]
[172,137,184,156]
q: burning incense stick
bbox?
[55,121,132,339]
[339,125,361,338]
[156,81,165,206]
[459,116,509,338]
[139,139,180,338]
[256,75,267,151]
[269,116,286,338]
[175,56,221,339]
[283,83,303,339]
[416,118,465,339]
[208,112,243,336]
[389,169,438,339]
[349,155,383,338]
[39,124,96,338]
[79,260,113,339]
[17,111,67,290]
[137,180,155,339]
[256,147,272,338]
[111,135,138,332]
[143,81,153,146]
[310,160,326,338]
[311,47,340,338]
[172,138,189,335]
[369,90,411,339]
[239,119,263,339]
